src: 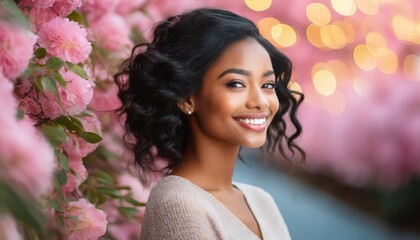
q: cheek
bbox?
[270,95,280,113]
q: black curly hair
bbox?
[115,8,304,183]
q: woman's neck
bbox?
[171,138,240,192]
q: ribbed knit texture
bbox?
[140,175,291,240]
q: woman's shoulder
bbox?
[146,175,213,209]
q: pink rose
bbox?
[0,116,55,197]
[51,0,83,17]
[116,0,146,15]
[82,0,121,22]
[62,113,102,160]
[64,198,107,240]
[20,69,93,119]
[0,21,37,79]
[19,0,56,9]
[28,7,57,32]
[89,13,132,54]
[0,214,22,240]
[38,17,92,64]
[62,156,88,195]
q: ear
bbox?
[177,96,195,115]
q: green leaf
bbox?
[66,61,88,79]
[67,11,89,26]
[0,181,45,236]
[77,131,103,143]
[1,0,31,30]
[118,206,138,216]
[33,78,44,93]
[48,199,62,212]
[16,109,25,119]
[34,48,47,59]
[54,177,65,201]
[40,124,68,147]
[97,187,120,198]
[125,195,145,207]
[57,152,69,171]
[41,76,58,97]
[46,57,65,71]
[56,169,68,186]
[53,71,66,87]
[55,116,84,133]
[95,171,114,185]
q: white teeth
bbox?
[238,118,266,125]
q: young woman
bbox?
[115,8,304,240]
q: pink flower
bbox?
[82,0,121,22]
[62,113,102,160]
[116,0,146,15]
[62,156,88,195]
[89,13,132,54]
[0,70,17,117]
[0,115,55,197]
[0,21,37,79]
[28,8,57,32]
[126,11,155,41]
[0,214,22,240]
[64,198,107,240]
[89,82,121,118]
[19,0,56,9]
[51,0,83,17]
[20,69,93,119]
[38,17,92,64]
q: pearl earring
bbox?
[186,109,192,115]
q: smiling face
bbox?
[186,38,279,148]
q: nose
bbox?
[245,86,269,110]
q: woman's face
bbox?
[189,38,279,148]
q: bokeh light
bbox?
[272,23,297,47]
[404,55,420,81]
[306,3,331,26]
[245,0,272,11]
[331,0,357,16]
[354,44,376,71]
[313,69,337,96]
[375,48,398,74]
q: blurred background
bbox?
[145,0,420,239]
[1,0,419,239]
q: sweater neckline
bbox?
[165,175,262,240]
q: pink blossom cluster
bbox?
[0,214,22,240]
[0,21,37,79]
[19,69,93,119]
[298,79,420,190]
[0,71,54,197]
[64,198,108,240]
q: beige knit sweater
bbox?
[140,175,291,240]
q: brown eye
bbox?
[226,80,245,88]
[262,82,277,89]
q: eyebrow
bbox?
[217,68,275,79]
